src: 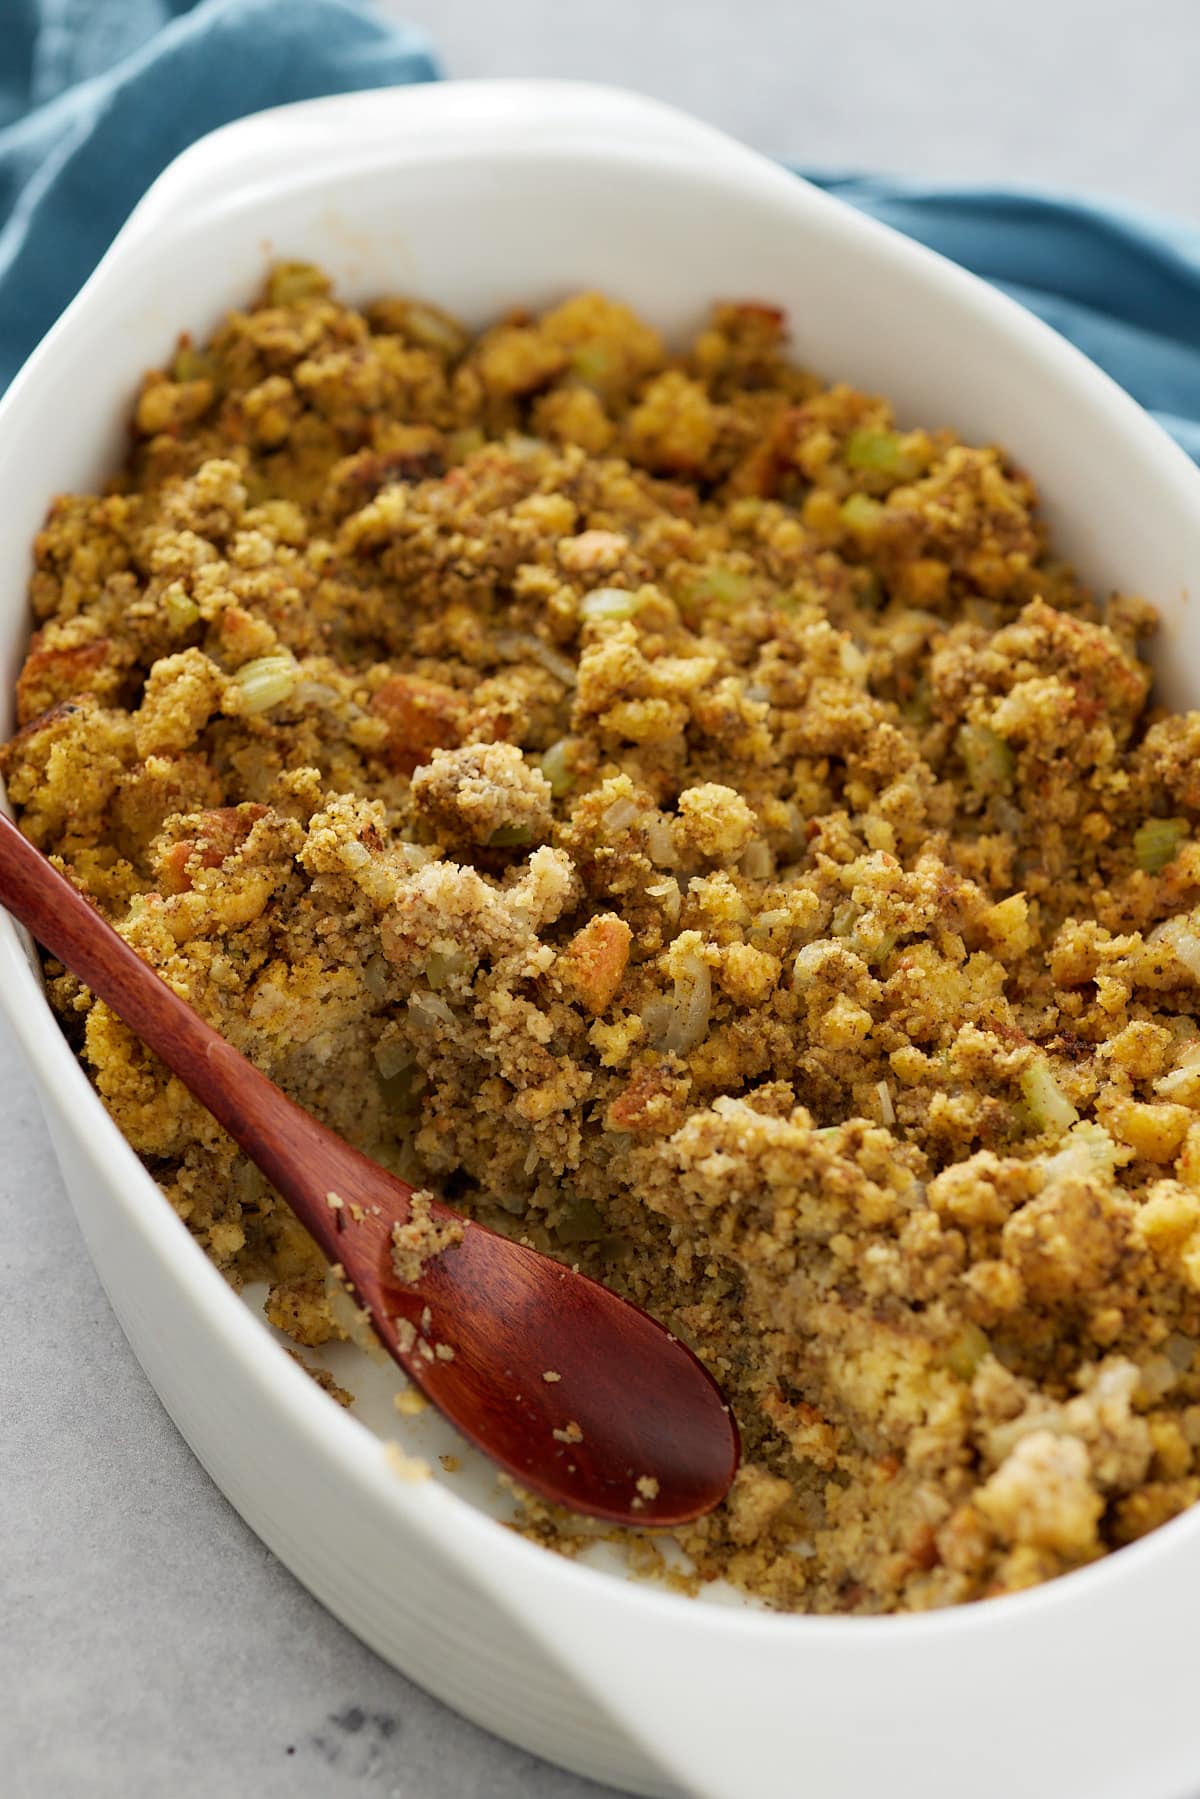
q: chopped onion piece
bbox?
[363,954,389,1000]
[1155,916,1200,981]
[293,679,339,710]
[1138,1354,1178,1400]
[663,952,712,1055]
[231,652,299,715]
[740,839,773,880]
[506,433,549,459]
[1155,1063,1200,1098]
[581,587,640,622]
[640,998,672,1045]
[645,877,682,926]
[876,1080,896,1126]
[373,1034,411,1080]
[750,907,793,948]
[408,990,455,1030]
[838,639,868,686]
[602,797,640,832]
[494,630,577,688]
[645,815,679,867]
[396,842,440,870]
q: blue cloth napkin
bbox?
[3,0,1199,468]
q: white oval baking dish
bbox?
[4,80,1200,1799]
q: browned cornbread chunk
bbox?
[9,262,1200,1614]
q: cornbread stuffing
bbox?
[10,261,1200,1613]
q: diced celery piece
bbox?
[377,1064,421,1110]
[900,682,933,728]
[171,344,215,385]
[1134,817,1188,873]
[265,262,330,306]
[424,948,474,989]
[556,1196,609,1244]
[943,1322,991,1382]
[1020,1060,1079,1136]
[448,427,486,462]
[840,493,885,536]
[958,723,1014,795]
[373,1036,411,1080]
[540,739,577,798]
[401,302,468,359]
[570,344,612,387]
[682,566,752,614]
[488,823,532,848]
[844,428,919,479]
[232,653,298,716]
[164,587,200,631]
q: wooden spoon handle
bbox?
[0,811,374,1258]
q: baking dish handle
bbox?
[107,80,771,262]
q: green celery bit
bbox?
[839,493,885,536]
[943,1323,991,1382]
[1134,817,1189,873]
[1020,1060,1079,1136]
[684,566,753,614]
[265,262,330,306]
[163,588,200,631]
[958,723,1014,795]
[570,344,612,387]
[171,344,216,385]
[232,653,298,716]
[845,427,919,480]
[540,740,577,798]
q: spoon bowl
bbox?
[0,809,739,1525]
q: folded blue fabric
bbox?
[2,0,1199,470]
[0,0,437,388]
[806,175,1200,463]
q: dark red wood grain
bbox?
[0,811,739,1524]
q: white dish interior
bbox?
[3,81,1200,1799]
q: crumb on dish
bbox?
[382,1442,433,1484]
[285,1348,353,1408]
[390,1187,464,1285]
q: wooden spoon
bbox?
[0,812,738,1525]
